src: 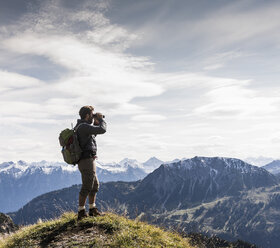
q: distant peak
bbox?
[150,156,158,159]
[165,156,255,173]
[17,160,27,165]
[119,158,138,164]
[191,156,242,162]
[144,157,161,163]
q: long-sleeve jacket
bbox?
[75,118,107,158]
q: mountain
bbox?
[142,157,164,173]
[143,185,280,248]
[129,156,278,212]
[0,159,147,213]
[10,156,278,223]
[262,160,280,175]
[0,213,18,235]
[97,164,147,182]
[119,158,142,168]
[244,156,275,166]
[0,160,81,213]
[8,156,280,247]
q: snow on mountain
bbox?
[0,161,29,178]
[96,161,125,172]
[132,156,279,212]
[0,156,167,213]
[166,156,269,176]
[119,158,143,169]
[0,160,77,177]
[0,156,165,178]
[165,158,182,164]
[97,158,145,172]
[0,158,149,213]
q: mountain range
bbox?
[7,156,280,248]
[0,157,164,213]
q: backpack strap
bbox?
[74,123,86,132]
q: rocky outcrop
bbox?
[0,213,18,234]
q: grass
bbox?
[0,212,194,248]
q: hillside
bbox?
[142,184,280,248]
[0,212,258,248]
[0,212,194,248]
[8,156,277,247]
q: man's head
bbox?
[79,105,94,123]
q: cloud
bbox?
[0,2,164,120]
[0,0,167,162]
[203,64,224,71]
[193,83,280,119]
[202,51,248,71]
[0,70,43,92]
[1,0,280,163]
[131,114,167,121]
[182,3,278,51]
[134,1,280,51]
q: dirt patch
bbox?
[42,222,113,247]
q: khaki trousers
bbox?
[78,157,99,197]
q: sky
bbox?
[0,0,280,164]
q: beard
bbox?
[88,117,94,124]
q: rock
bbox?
[0,213,18,234]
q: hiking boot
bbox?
[77,209,88,220]
[89,207,103,216]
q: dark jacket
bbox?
[75,119,107,159]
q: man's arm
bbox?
[85,119,107,135]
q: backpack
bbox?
[59,123,84,165]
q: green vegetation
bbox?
[0,212,194,248]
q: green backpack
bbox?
[59,124,84,165]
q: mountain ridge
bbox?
[129,156,278,211]
[0,157,163,213]
[4,156,279,247]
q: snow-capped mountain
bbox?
[0,160,77,177]
[119,158,143,168]
[262,160,280,175]
[0,160,81,213]
[97,157,164,173]
[9,156,280,248]
[0,158,155,213]
[131,156,279,211]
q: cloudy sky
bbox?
[0,0,280,164]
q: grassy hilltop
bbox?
[0,212,194,248]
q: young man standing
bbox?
[75,105,107,220]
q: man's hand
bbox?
[93,119,100,125]
[96,112,103,120]
[93,112,103,125]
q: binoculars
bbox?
[93,113,105,119]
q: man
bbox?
[75,105,107,220]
